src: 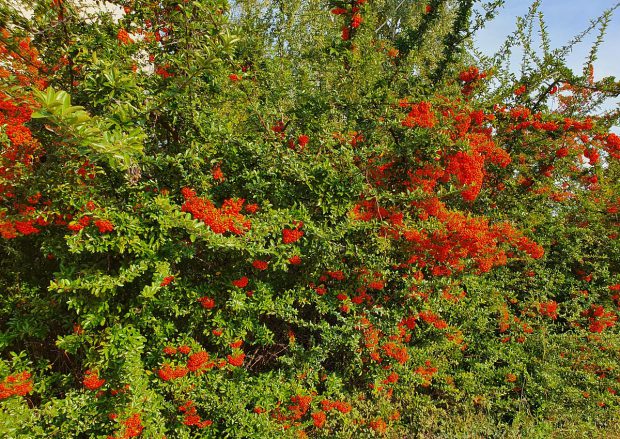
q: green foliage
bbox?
[0,0,619,437]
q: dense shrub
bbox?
[1,1,619,437]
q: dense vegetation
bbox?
[1,0,620,437]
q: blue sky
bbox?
[474,0,620,80]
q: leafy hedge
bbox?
[1,0,620,437]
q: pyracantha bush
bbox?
[1,0,620,437]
